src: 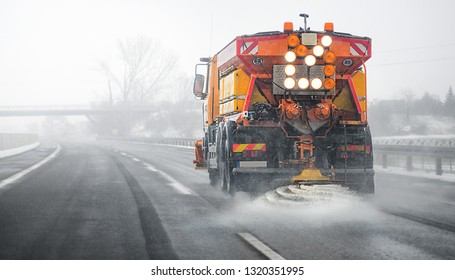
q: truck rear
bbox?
[193,15,374,195]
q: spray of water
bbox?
[223,184,381,229]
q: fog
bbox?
[1,0,455,137]
[1,0,455,105]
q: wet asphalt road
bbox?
[0,140,454,260]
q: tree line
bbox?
[369,87,455,136]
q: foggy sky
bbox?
[1,0,454,106]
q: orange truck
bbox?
[193,15,374,194]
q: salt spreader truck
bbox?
[193,15,374,195]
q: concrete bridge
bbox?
[0,105,156,117]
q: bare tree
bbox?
[99,37,178,105]
[136,72,202,138]
[93,37,180,137]
[444,86,455,118]
[403,88,413,122]
[94,37,205,137]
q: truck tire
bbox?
[359,174,375,194]
[220,160,228,192]
[221,162,236,195]
[348,174,375,194]
[220,140,237,195]
[208,169,219,187]
[220,122,238,196]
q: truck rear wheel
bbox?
[347,174,375,194]
[359,174,375,194]
[208,169,219,187]
[221,162,237,195]
[219,122,239,195]
[220,138,237,195]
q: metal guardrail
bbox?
[126,137,196,148]
[0,133,38,151]
[373,136,455,175]
[0,133,39,159]
[119,136,455,176]
[373,144,455,175]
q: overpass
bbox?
[0,105,156,117]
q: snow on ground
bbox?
[374,165,455,184]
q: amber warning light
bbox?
[324,22,334,32]
[283,22,294,33]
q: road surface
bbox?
[0,140,454,259]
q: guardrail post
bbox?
[406,155,413,171]
[382,154,387,169]
[436,157,442,175]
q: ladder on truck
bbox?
[342,124,369,185]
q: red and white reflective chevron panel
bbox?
[350,42,368,56]
[240,41,259,55]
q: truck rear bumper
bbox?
[232,167,375,177]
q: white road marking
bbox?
[121,152,127,156]
[238,232,286,260]
[0,144,61,190]
[143,162,194,195]
[143,163,158,172]
[131,158,140,162]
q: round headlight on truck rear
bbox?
[323,65,335,76]
[296,45,307,56]
[311,78,323,89]
[313,45,324,57]
[321,35,332,47]
[304,55,316,66]
[323,78,335,90]
[287,35,300,48]
[324,51,336,64]
[284,64,296,76]
[285,51,296,63]
[284,77,296,89]
[298,78,310,89]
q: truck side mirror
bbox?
[193,74,206,99]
